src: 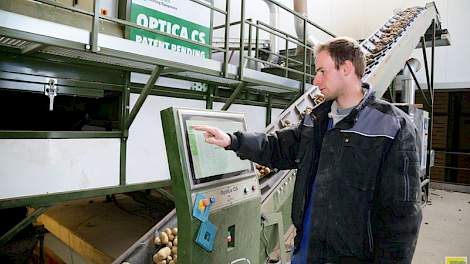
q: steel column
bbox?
[0,207,49,246]
[406,62,431,107]
[206,84,215,109]
[221,82,246,110]
[223,0,231,77]
[420,36,431,92]
[266,93,272,126]
[238,0,246,80]
[120,72,131,186]
[91,0,100,52]
[125,66,163,130]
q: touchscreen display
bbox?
[184,115,253,184]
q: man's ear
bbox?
[341,60,355,77]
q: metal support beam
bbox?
[266,93,272,126]
[426,20,436,187]
[0,207,49,246]
[91,0,100,52]
[238,0,246,80]
[222,0,231,77]
[247,19,253,59]
[255,21,260,60]
[406,62,431,107]
[420,36,431,92]
[0,131,121,139]
[125,66,163,129]
[120,72,131,186]
[0,181,171,209]
[156,188,175,201]
[221,82,246,111]
[431,20,436,99]
[302,19,307,94]
[388,81,396,104]
[206,84,215,109]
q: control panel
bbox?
[161,107,261,264]
[192,177,260,211]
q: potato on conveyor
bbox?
[154,247,171,262]
[160,232,169,245]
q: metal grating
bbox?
[0,35,31,49]
[39,46,155,71]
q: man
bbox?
[194,37,422,263]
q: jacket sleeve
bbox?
[225,124,302,170]
[373,117,423,263]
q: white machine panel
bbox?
[126,95,205,184]
[271,108,284,122]
[213,103,267,132]
[0,139,120,200]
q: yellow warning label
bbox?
[446,256,468,264]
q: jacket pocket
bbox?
[340,133,383,191]
[401,150,421,202]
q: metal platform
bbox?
[0,9,312,94]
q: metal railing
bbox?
[30,0,335,86]
[432,151,470,185]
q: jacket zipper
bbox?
[367,209,373,253]
[403,155,409,201]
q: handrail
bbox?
[24,0,336,84]
[261,0,336,38]
[189,0,227,15]
[246,56,315,79]
[246,20,314,51]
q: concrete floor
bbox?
[413,189,470,264]
[42,189,470,263]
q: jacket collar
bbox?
[313,83,375,130]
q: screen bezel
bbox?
[178,109,255,188]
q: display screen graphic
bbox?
[183,115,253,185]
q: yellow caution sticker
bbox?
[446,257,468,264]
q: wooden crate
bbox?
[459,116,470,150]
[431,167,446,182]
[433,92,449,114]
[433,152,446,166]
[456,155,470,184]
[431,115,448,149]
[461,92,470,114]
[456,170,470,185]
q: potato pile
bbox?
[153,227,178,264]
[256,163,272,178]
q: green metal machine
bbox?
[161,107,261,264]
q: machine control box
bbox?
[161,107,261,264]
[191,177,260,211]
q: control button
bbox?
[198,200,205,212]
[244,187,248,194]
[252,185,256,191]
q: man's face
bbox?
[313,50,345,101]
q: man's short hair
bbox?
[315,37,365,78]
